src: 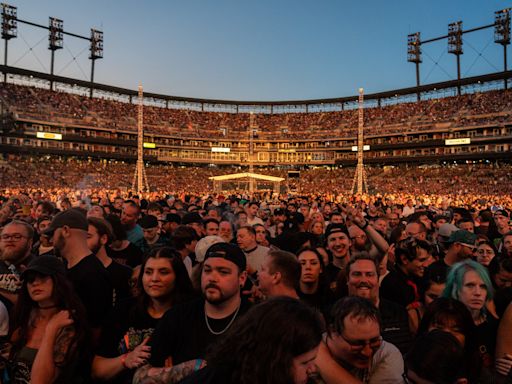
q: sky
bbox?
[5,0,512,101]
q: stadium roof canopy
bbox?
[209,173,284,182]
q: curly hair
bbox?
[206,297,322,384]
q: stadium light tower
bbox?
[407,32,422,101]
[495,8,511,89]
[448,21,463,95]
[248,112,255,193]
[89,28,103,97]
[48,17,63,91]
[1,3,17,82]
[132,84,149,193]
[351,88,368,195]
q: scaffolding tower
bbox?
[132,84,149,192]
[351,88,368,195]
[248,112,255,193]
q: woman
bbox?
[475,241,497,267]
[442,259,497,381]
[307,220,325,247]
[296,247,335,320]
[180,297,322,384]
[92,246,195,384]
[8,255,90,383]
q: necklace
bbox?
[204,304,241,335]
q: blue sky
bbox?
[6,0,511,101]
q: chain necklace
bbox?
[204,304,241,335]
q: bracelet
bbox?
[360,220,369,229]
[120,353,128,369]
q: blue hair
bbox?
[442,259,494,303]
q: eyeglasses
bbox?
[339,333,382,352]
[0,234,27,242]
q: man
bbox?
[145,243,249,369]
[0,220,35,307]
[258,250,300,299]
[428,229,477,277]
[502,231,512,257]
[457,217,475,233]
[268,208,287,238]
[204,218,220,237]
[402,199,415,218]
[87,217,131,306]
[324,224,351,292]
[405,221,428,241]
[182,212,204,238]
[218,220,235,243]
[489,256,512,290]
[347,208,389,260]
[160,213,181,237]
[173,225,199,276]
[387,212,401,232]
[46,209,112,334]
[315,296,403,383]
[236,226,269,273]
[492,209,510,243]
[253,223,270,247]
[139,214,170,252]
[346,254,412,354]
[121,201,144,250]
[246,201,263,226]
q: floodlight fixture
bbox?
[1,3,17,40]
[89,28,103,59]
[48,17,63,50]
[495,9,511,45]
[448,21,463,55]
[407,32,422,63]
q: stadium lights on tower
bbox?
[351,88,368,196]
[89,28,103,97]
[495,8,511,89]
[407,32,422,100]
[1,3,16,81]
[448,21,463,95]
[48,17,63,90]
[132,84,149,193]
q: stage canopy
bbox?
[209,172,285,192]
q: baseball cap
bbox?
[438,223,459,238]
[139,215,159,229]
[21,255,66,279]
[433,214,450,224]
[324,223,349,240]
[494,209,509,218]
[161,213,181,224]
[195,236,225,263]
[204,242,246,271]
[182,212,203,225]
[446,230,478,248]
[44,208,88,236]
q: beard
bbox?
[202,283,234,304]
[1,242,30,263]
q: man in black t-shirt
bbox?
[135,243,248,383]
[46,209,113,338]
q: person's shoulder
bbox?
[375,340,402,362]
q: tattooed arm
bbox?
[133,359,206,384]
[31,310,74,384]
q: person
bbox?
[204,218,220,237]
[106,214,144,268]
[218,220,234,243]
[404,330,465,384]
[121,201,144,250]
[172,225,199,276]
[179,297,322,384]
[142,242,249,372]
[45,209,113,338]
[92,247,195,384]
[138,214,170,253]
[0,220,35,307]
[475,240,498,267]
[182,212,204,238]
[87,217,132,306]
[442,259,498,380]
[323,224,351,292]
[345,253,412,354]
[428,229,477,277]
[314,296,404,384]
[296,247,335,320]
[236,225,269,274]
[245,201,263,226]
[7,256,91,383]
[495,302,512,379]
[258,249,300,299]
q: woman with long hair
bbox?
[181,297,323,384]
[442,259,498,381]
[8,255,91,383]
[92,246,195,384]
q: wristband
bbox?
[121,353,128,369]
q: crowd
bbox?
[0,163,512,383]
[1,82,512,139]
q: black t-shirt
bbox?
[149,298,250,367]
[379,298,412,355]
[107,243,144,268]
[67,254,113,328]
[380,268,417,308]
[107,260,132,307]
[96,298,159,384]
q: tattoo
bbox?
[133,360,206,384]
[53,326,76,365]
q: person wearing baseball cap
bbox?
[147,242,250,371]
[428,230,477,278]
[323,223,351,292]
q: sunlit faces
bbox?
[205,221,219,236]
[310,221,324,236]
[258,254,275,296]
[291,346,319,384]
[142,257,176,300]
[326,232,350,259]
[201,257,246,304]
[494,213,509,229]
[475,243,495,267]
[405,222,426,241]
[236,228,256,251]
[0,223,32,263]
[298,250,322,285]
[121,204,139,228]
[402,247,432,278]
[254,226,267,245]
[347,259,379,301]
[458,270,488,312]
[327,315,381,370]
[87,224,106,254]
[26,273,54,307]
[219,221,233,241]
